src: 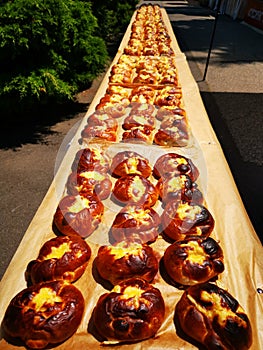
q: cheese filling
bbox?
[177,202,202,221]
[45,242,71,260]
[69,196,90,213]
[31,288,62,312]
[167,176,186,192]
[181,240,206,264]
[187,291,247,328]
[128,176,146,200]
[125,157,139,173]
[108,242,142,260]
[80,171,105,181]
[113,285,146,309]
[127,207,151,225]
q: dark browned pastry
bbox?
[157,174,203,205]
[93,278,165,343]
[110,150,152,178]
[122,112,155,131]
[122,125,154,143]
[153,152,199,182]
[96,241,158,285]
[154,126,189,147]
[111,204,161,244]
[66,170,112,200]
[163,236,224,285]
[161,201,214,241]
[86,110,118,129]
[112,174,158,207]
[25,235,91,285]
[71,148,110,174]
[129,102,155,116]
[2,281,84,349]
[175,283,252,350]
[154,86,182,108]
[81,123,117,142]
[53,194,104,238]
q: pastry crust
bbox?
[25,235,91,285]
[163,236,224,285]
[111,204,161,244]
[96,241,158,285]
[93,278,165,343]
[66,170,112,200]
[53,194,104,238]
[71,148,110,174]
[157,174,203,205]
[153,152,199,182]
[2,281,84,349]
[161,201,215,241]
[112,174,158,207]
[175,283,252,350]
[110,150,152,178]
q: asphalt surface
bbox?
[0,0,262,279]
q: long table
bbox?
[0,6,262,350]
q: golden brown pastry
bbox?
[96,241,158,285]
[154,125,189,147]
[161,201,215,242]
[25,235,91,285]
[112,174,158,207]
[2,281,84,349]
[163,236,224,286]
[81,123,117,142]
[111,204,161,244]
[110,150,152,178]
[71,148,110,174]
[93,278,165,343]
[53,194,104,238]
[122,125,154,144]
[66,170,112,200]
[122,112,155,131]
[175,283,252,350]
[153,152,199,182]
[157,174,203,205]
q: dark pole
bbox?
[202,0,222,81]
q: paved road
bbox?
[0,0,262,279]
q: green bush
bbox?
[0,0,109,114]
[90,0,139,41]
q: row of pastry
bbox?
[1,4,252,350]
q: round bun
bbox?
[161,200,214,241]
[71,148,110,174]
[153,152,199,182]
[111,204,161,244]
[25,235,91,285]
[175,283,252,350]
[2,281,84,349]
[112,174,158,207]
[157,174,203,205]
[163,236,224,285]
[53,195,104,238]
[66,170,112,200]
[110,151,152,178]
[93,278,165,343]
[96,241,158,285]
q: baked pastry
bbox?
[156,106,186,121]
[81,123,117,142]
[53,194,104,238]
[111,204,161,244]
[175,283,252,350]
[153,152,199,182]
[93,278,165,343]
[154,125,189,147]
[95,241,158,285]
[71,148,110,174]
[130,86,156,104]
[122,125,154,144]
[122,112,155,130]
[86,110,118,129]
[163,236,224,286]
[157,174,203,205]
[129,102,155,116]
[154,86,182,108]
[161,201,214,241]
[2,281,84,349]
[25,235,91,285]
[110,150,152,178]
[66,170,112,200]
[112,174,158,207]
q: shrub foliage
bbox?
[0,0,110,114]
